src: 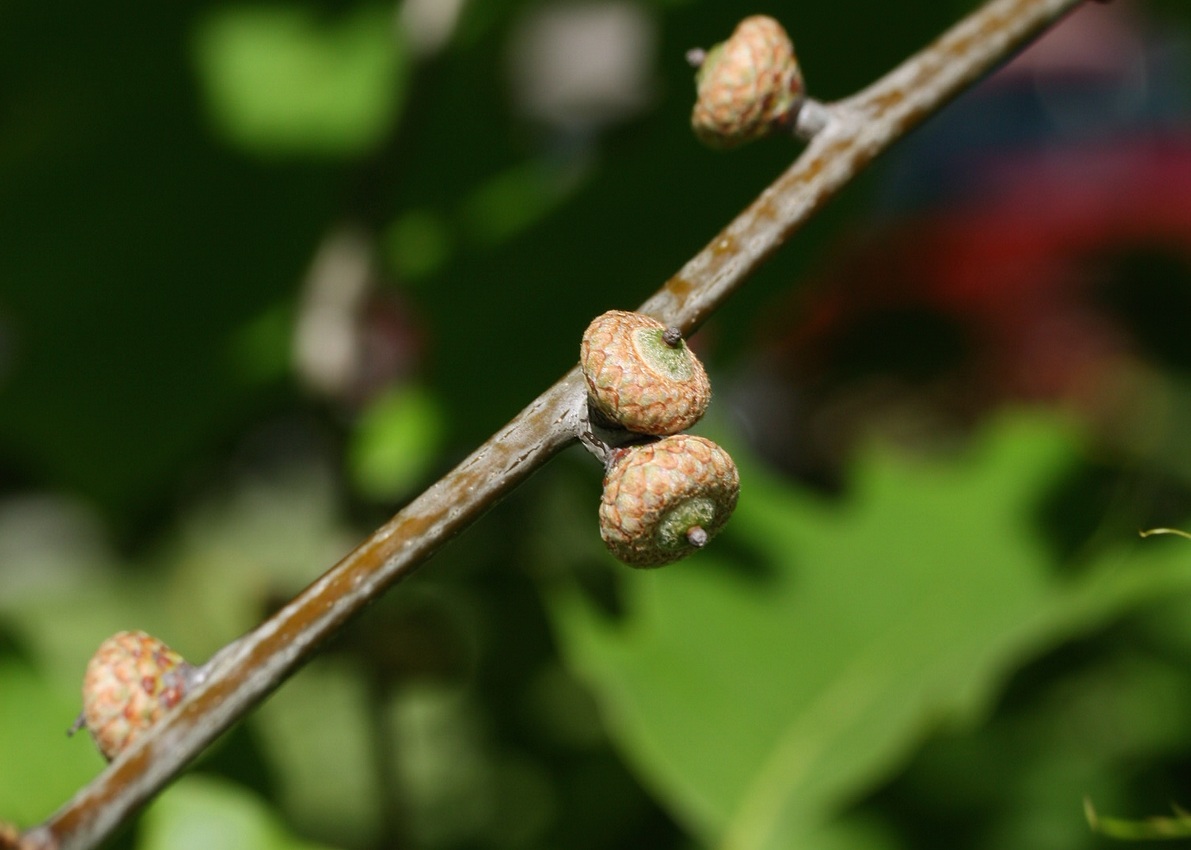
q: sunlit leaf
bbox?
[193,5,409,156]
[349,384,444,501]
[0,658,103,824]
[547,413,1191,849]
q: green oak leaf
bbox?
[546,413,1191,849]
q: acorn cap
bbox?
[78,630,194,761]
[581,310,711,436]
[600,434,740,567]
[691,15,804,149]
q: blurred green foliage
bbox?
[194,5,410,156]
[349,384,444,500]
[546,415,1191,849]
[5,1,1191,849]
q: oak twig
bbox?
[18,0,1085,847]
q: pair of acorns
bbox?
[581,310,739,568]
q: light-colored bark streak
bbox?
[19,0,1085,847]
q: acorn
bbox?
[600,434,739,567]
[72,630,195,761]
[580,310,711,436]
[690,15,805,149]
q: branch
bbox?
[15,0,1084,847]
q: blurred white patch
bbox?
[293,226,375,399]
[0,495,111,599]
[507,1,656,138]
[294,226,421,406]
[399,0,468,58]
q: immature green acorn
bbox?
[600,434,739,567]
[581,310,711,436]
[73,630,195,761]
[690,15,805,149]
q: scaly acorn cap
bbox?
[581,310,711,436]
[691,15,805,149]
[74,630,195,761]
[600,434,740,567]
